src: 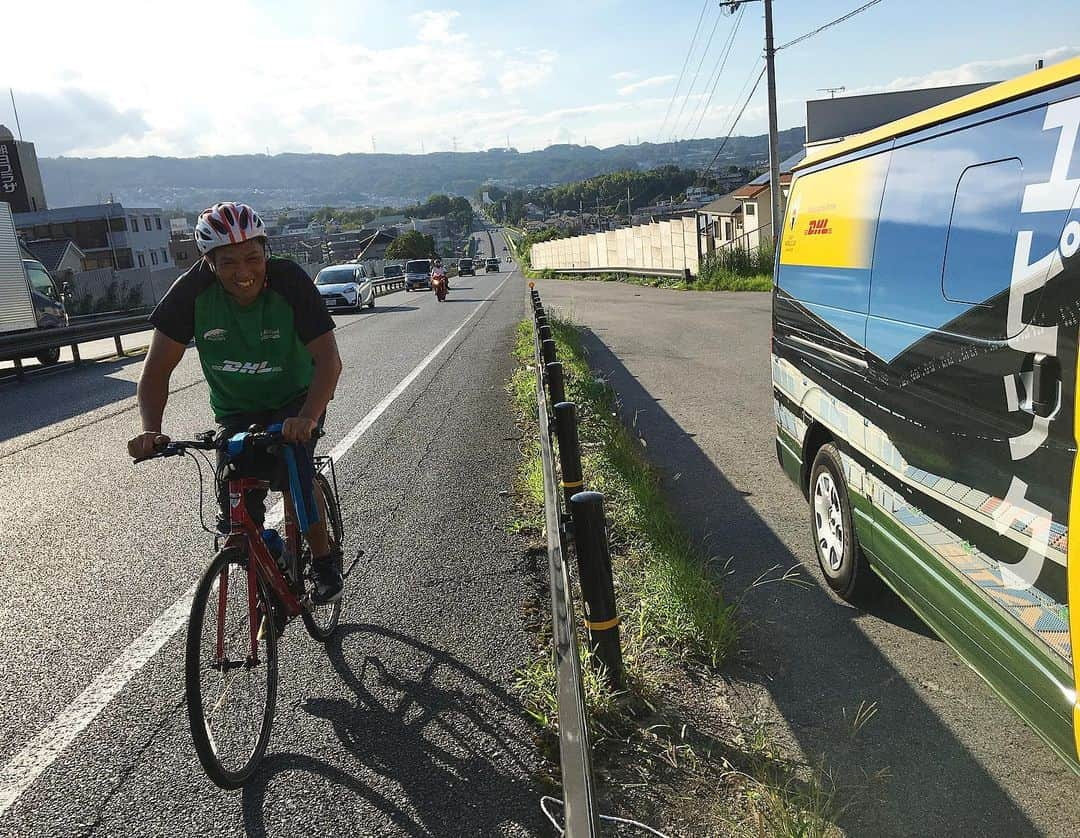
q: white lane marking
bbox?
[0,272,510,816]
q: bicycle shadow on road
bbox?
[240,623,544,837]
[572,326,1053,838]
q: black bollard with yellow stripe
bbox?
[553,401,584,511]
[570,491,623,688]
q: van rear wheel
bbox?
[809,444,880,603]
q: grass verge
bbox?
[507,314,848,837]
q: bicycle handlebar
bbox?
[132,425,325,465]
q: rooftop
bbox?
[799,55,1080,171]
[24,238,85,273]
[13,203,164,224]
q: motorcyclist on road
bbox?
[126,201,345,604]
[431,259,449,292]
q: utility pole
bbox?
[720,0,782,241]
[596,196,602,231]
[627,185,632,224]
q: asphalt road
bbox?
[0,233,548,836]
[535,276,1080,838]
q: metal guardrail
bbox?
[0,276,409,380]
[531,289,601,837]
[531,284,630,835]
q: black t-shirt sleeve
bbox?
[270,259,335,344]
[149,265,208,344]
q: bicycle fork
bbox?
[212,564,262,668]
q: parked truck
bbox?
[0,201,68,365]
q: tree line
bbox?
[478,164,753,225]
[309,194,473,233]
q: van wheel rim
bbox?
[814,471,845,572]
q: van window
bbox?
[26,265,56,299]
[942,158,1023,306]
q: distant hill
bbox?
[39,128,805,211]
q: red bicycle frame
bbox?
[216,476,305,665]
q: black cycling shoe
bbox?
[311,553,344,604]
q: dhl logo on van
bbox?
[781,154,888,270]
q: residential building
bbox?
[325,229,397,263]
[410,214,449,247]
[0,124,47,212]
[370,213,408,229]
[168,237,200,271]
[23,239,86,284]
[697,149,804,253]
[14,203,172,271]
[697,195,744,252]
[685,186,721,204]
[170,217,192,237]
[358,230,396,261]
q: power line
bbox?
[669,6,725,141]
[777,0,886,51]
[658,0,711,141]
[680,6,743,140]
[685,5,746,140]
[699,61,767,181]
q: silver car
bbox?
[314,264,375,310]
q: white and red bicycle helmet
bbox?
[194,202,267,255]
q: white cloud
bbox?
[499,50,557,93]
[854,46,1080,95]
[610,71,636,81]
[4,3,501,157]
[617,74,677,97]
[411,10,465,44]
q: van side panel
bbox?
[772,89,1080,770]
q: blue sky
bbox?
[4,1,1077,157]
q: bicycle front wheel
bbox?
[186,547,278,789]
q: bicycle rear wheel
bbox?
[186,547,278,788]
[301,471,344,642]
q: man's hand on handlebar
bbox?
[128,431,170,460]
[281,416,318,444]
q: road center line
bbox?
[0,272,511,817]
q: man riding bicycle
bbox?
[127,201,345,604]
